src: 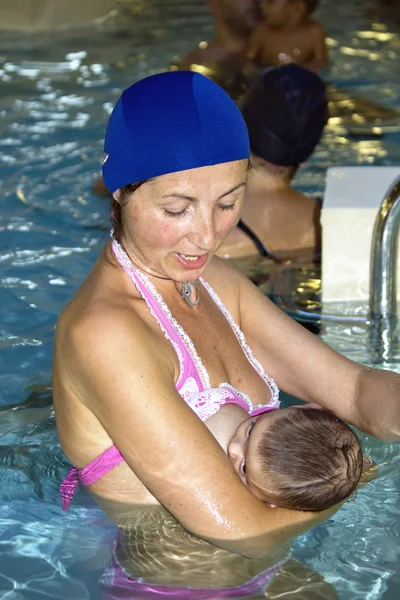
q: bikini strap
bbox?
[60,468,79,511]
[60,446,125,511]
[237,219,284,264]
[200,277,280,410]
[111,238,209,390]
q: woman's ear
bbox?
[112,189,121,203]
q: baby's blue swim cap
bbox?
[102,71,250,193]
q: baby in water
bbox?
[207,403,365,511]
[247,0,329,73]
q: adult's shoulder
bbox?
[203,255,245,291]
[202,255,251,321]
[54,285,159,377]
[60,290,148,343]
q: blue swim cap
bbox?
[102,71,250,193]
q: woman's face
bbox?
[118,159,248,282]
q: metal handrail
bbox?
[370,174,400,320]
[369,174,400,361]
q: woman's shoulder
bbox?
[202,255,252,322]
[55,258,150,359]
[203,255,245,292]
[54,290,173,400]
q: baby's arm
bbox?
[303,22,329,73]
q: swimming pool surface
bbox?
[1,0,400,598]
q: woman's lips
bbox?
[175,252,208,270]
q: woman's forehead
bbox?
[150,160,248,196]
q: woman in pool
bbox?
[218,63,328,260]
[54,70,399,594]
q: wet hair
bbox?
[289,0,319,14]
[255,408,363,511]
[304,0,319,15]
[110,181,147,243]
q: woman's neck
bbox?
[110,236,200,306]
[248,162,293,195]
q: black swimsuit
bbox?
[237,219,284,264]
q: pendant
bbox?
[181,280,200,307]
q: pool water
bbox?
[0,0,400,598]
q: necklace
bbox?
[181,280,200,307]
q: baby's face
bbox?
[261,0,301,27]
[227,410,278,495]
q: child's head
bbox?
[228,406,363,511]
[261,0,318,27]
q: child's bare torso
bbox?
[249,21,321,67]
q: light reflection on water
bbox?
[0,0,400,598]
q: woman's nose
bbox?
[187,212,216,250]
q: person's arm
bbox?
[70,307,337,558]
[302,22,329,73]
[235,265,400,441]
[245,25,265,63]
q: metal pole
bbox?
[370,175,400,320]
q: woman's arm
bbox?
[69,307,336,558]
[236,269,400,441]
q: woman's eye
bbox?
[164,208,189,218]
[218,203,236,211]
[241,460,246,476]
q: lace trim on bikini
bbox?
[112,239,186,387]
[218,383,268,414]
[111,238,210,390]
[200,278,280,409]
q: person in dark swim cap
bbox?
[242,64,328,169]
[218,64,328,260]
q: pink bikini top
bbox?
[60,238,280,511]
